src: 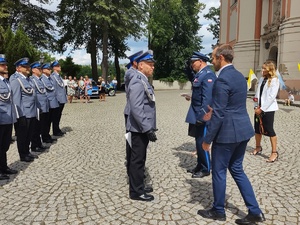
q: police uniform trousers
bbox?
[45,107,59,139]
[128,132,149,198]
[195,125,210,172]
[15,118,36,158]
[52,103,64,135]
[211,140,262,215]
[124,114,131,176]
[31,112,48,148]
[0,124,13,172]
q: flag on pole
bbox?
[247,69,257,90]
[298,63,300,71]
[276,69,286,90]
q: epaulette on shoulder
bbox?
[136,74,142,79]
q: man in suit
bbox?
[10,58,38,162]
[50,60,67,136]
[185,51,216,178]
[0,54,18,179]
[126,51,157,201]
[30,61,49,152]
[40,63,58,144]
[197,44,265,224]
[123,50,143,176]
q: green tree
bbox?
[204,6,220,47]
[59,57,81,77]
[148,0,205,82]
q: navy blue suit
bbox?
[204,65,262,215]
[185,66,216,172]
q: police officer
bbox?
[40,63,58,143]
[10,58,38,162]
[30,61,49,152]
[126,51,157,201]
[185,52,216,178]
[123,50,143,175]
[50,60,67,136]
[0,54,18,179]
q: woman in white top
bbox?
[251,61,280,162]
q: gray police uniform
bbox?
[40,74,59,142]
[10,72,37,159]
[126,71,156,198]
[0,77,16,172]
[50,71,67,135]
[31,75,49,148]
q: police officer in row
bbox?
[185,52,216,178]
[0,54,18,179]
[126,51,157,201]
[40,63,59,143]
[30,62,50,152]
[10,58,38,162]
[50,60,67,136]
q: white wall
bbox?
[152,80,192,90]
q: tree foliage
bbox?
[204,6,220,46]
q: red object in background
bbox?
[253,97,258,102]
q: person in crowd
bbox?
[126,51,157,202]
[10,58,38,162]
[185,51,216,178]
[40,63,58,144]
[30,61,49,153]
[123,50,143,176]
[251,60,280,163]
[0,54,18,179]
[98,77,106,102]
[198,44,265,224]
[51,60,67,136]
[67,76,77,103]
[84,75,92,103]
[112,76,118,94]
[78,76,85,103]
[284,91,294,106]
[63,75,68,94]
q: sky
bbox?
[30,0,220,65]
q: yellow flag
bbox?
[247,69,257,90]
[298,63,300,71]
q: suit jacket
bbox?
[40,74,59,109]
[51,72,67,104]
[204,65,254,144]
[31,75,50,113]
[9,72,37,119]
[185,66,216,124]
[0,77,16,124]
[123,67,138,116]
[126,72,156,133]
[254,77,279,112]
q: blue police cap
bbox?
[14,57,30,67]
[135,50,155,63]
[190,51,209,62]
[30,61,42,69]
[125,63,132,69]
[41,63,51,70]
[0,54,7,65]
[51,60,60,68]
[127,50,143,62]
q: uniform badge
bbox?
[194,78,199,83]
[207,79,212,82]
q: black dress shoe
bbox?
[28,153,39,159]
[192,171,210,178]
[0,174,10,180]
[130,193,154,202]
[20,156,34,162]
[197,208,226,221]
[2,167,18,174]
[53,132,64,136]
[144,186,153,193]
[187,166,201,174]
[235,213,265,224]
[32,146,47,152]
[43,138,57,143]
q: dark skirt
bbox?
[254,111,276,137]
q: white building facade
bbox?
[220,0,300,99]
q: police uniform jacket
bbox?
[0,77,16,124]
[40,74,59,109]
[126,72,156,133]
[185,66,216,124]
[51,72,67,104]
[123,67,139,116]
[9,72,37,119]
[31,75,49,113]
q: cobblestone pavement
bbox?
[0,90,299,225]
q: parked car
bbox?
[104,82,116,96]
[90,79,99,98]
